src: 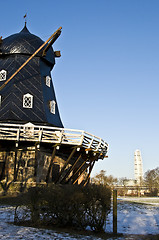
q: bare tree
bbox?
[92,170,117,188]
[144,167,159,196]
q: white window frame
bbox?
[0,70,7,81]
[50,100,56,114]
[45,76,51,87]
[23,93,33,109]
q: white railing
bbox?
[0,122,108,156]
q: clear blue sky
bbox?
[1,0,159,179]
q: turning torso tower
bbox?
[134,149,143,184]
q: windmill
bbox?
[0,24,108,193]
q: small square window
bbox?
[23,93,33,108]
[0,70,7,81]
[45,76,51,87]
[50,100,56,114]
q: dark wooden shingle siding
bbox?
[0,26,63,127]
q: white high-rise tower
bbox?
[134,149,143,184]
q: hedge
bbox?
[14,184,111,232]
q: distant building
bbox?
[134,149,143,184]
[123,179,137,186]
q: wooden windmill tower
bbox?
[0,24,108,193]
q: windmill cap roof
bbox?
[1,25,55,66]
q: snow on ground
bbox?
[0,199,158,239]
[106,199,159,235]
[118,197,159,205]
[0,206,105,240]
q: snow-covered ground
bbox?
[0,199,158,239]
[0,206,101,240]
[106,199,159,235]
[118,197,159,205]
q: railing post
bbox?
[113,189,117,234]
[80,131,85,145]
[38,129,42,142]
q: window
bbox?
[49,100,56,114]
[45,76,51,87]
[23,93,33,108]
[0,70,7,81]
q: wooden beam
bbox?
[45,145,58,183]
[55,146,77,183]
[42,30,61,56]
[59,154,82,183]
[72,159,88,179]
[85,148,92,151]
[34,142,40,177]
[15,150,22,181]
[0,152,7,181]
[67,157,88,183]
[73,163,89,185]
[13,142,18,181]
[83,160,95,186]
[54,51,61,58]
[73,154,99,185]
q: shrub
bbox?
[14,184,111,232]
